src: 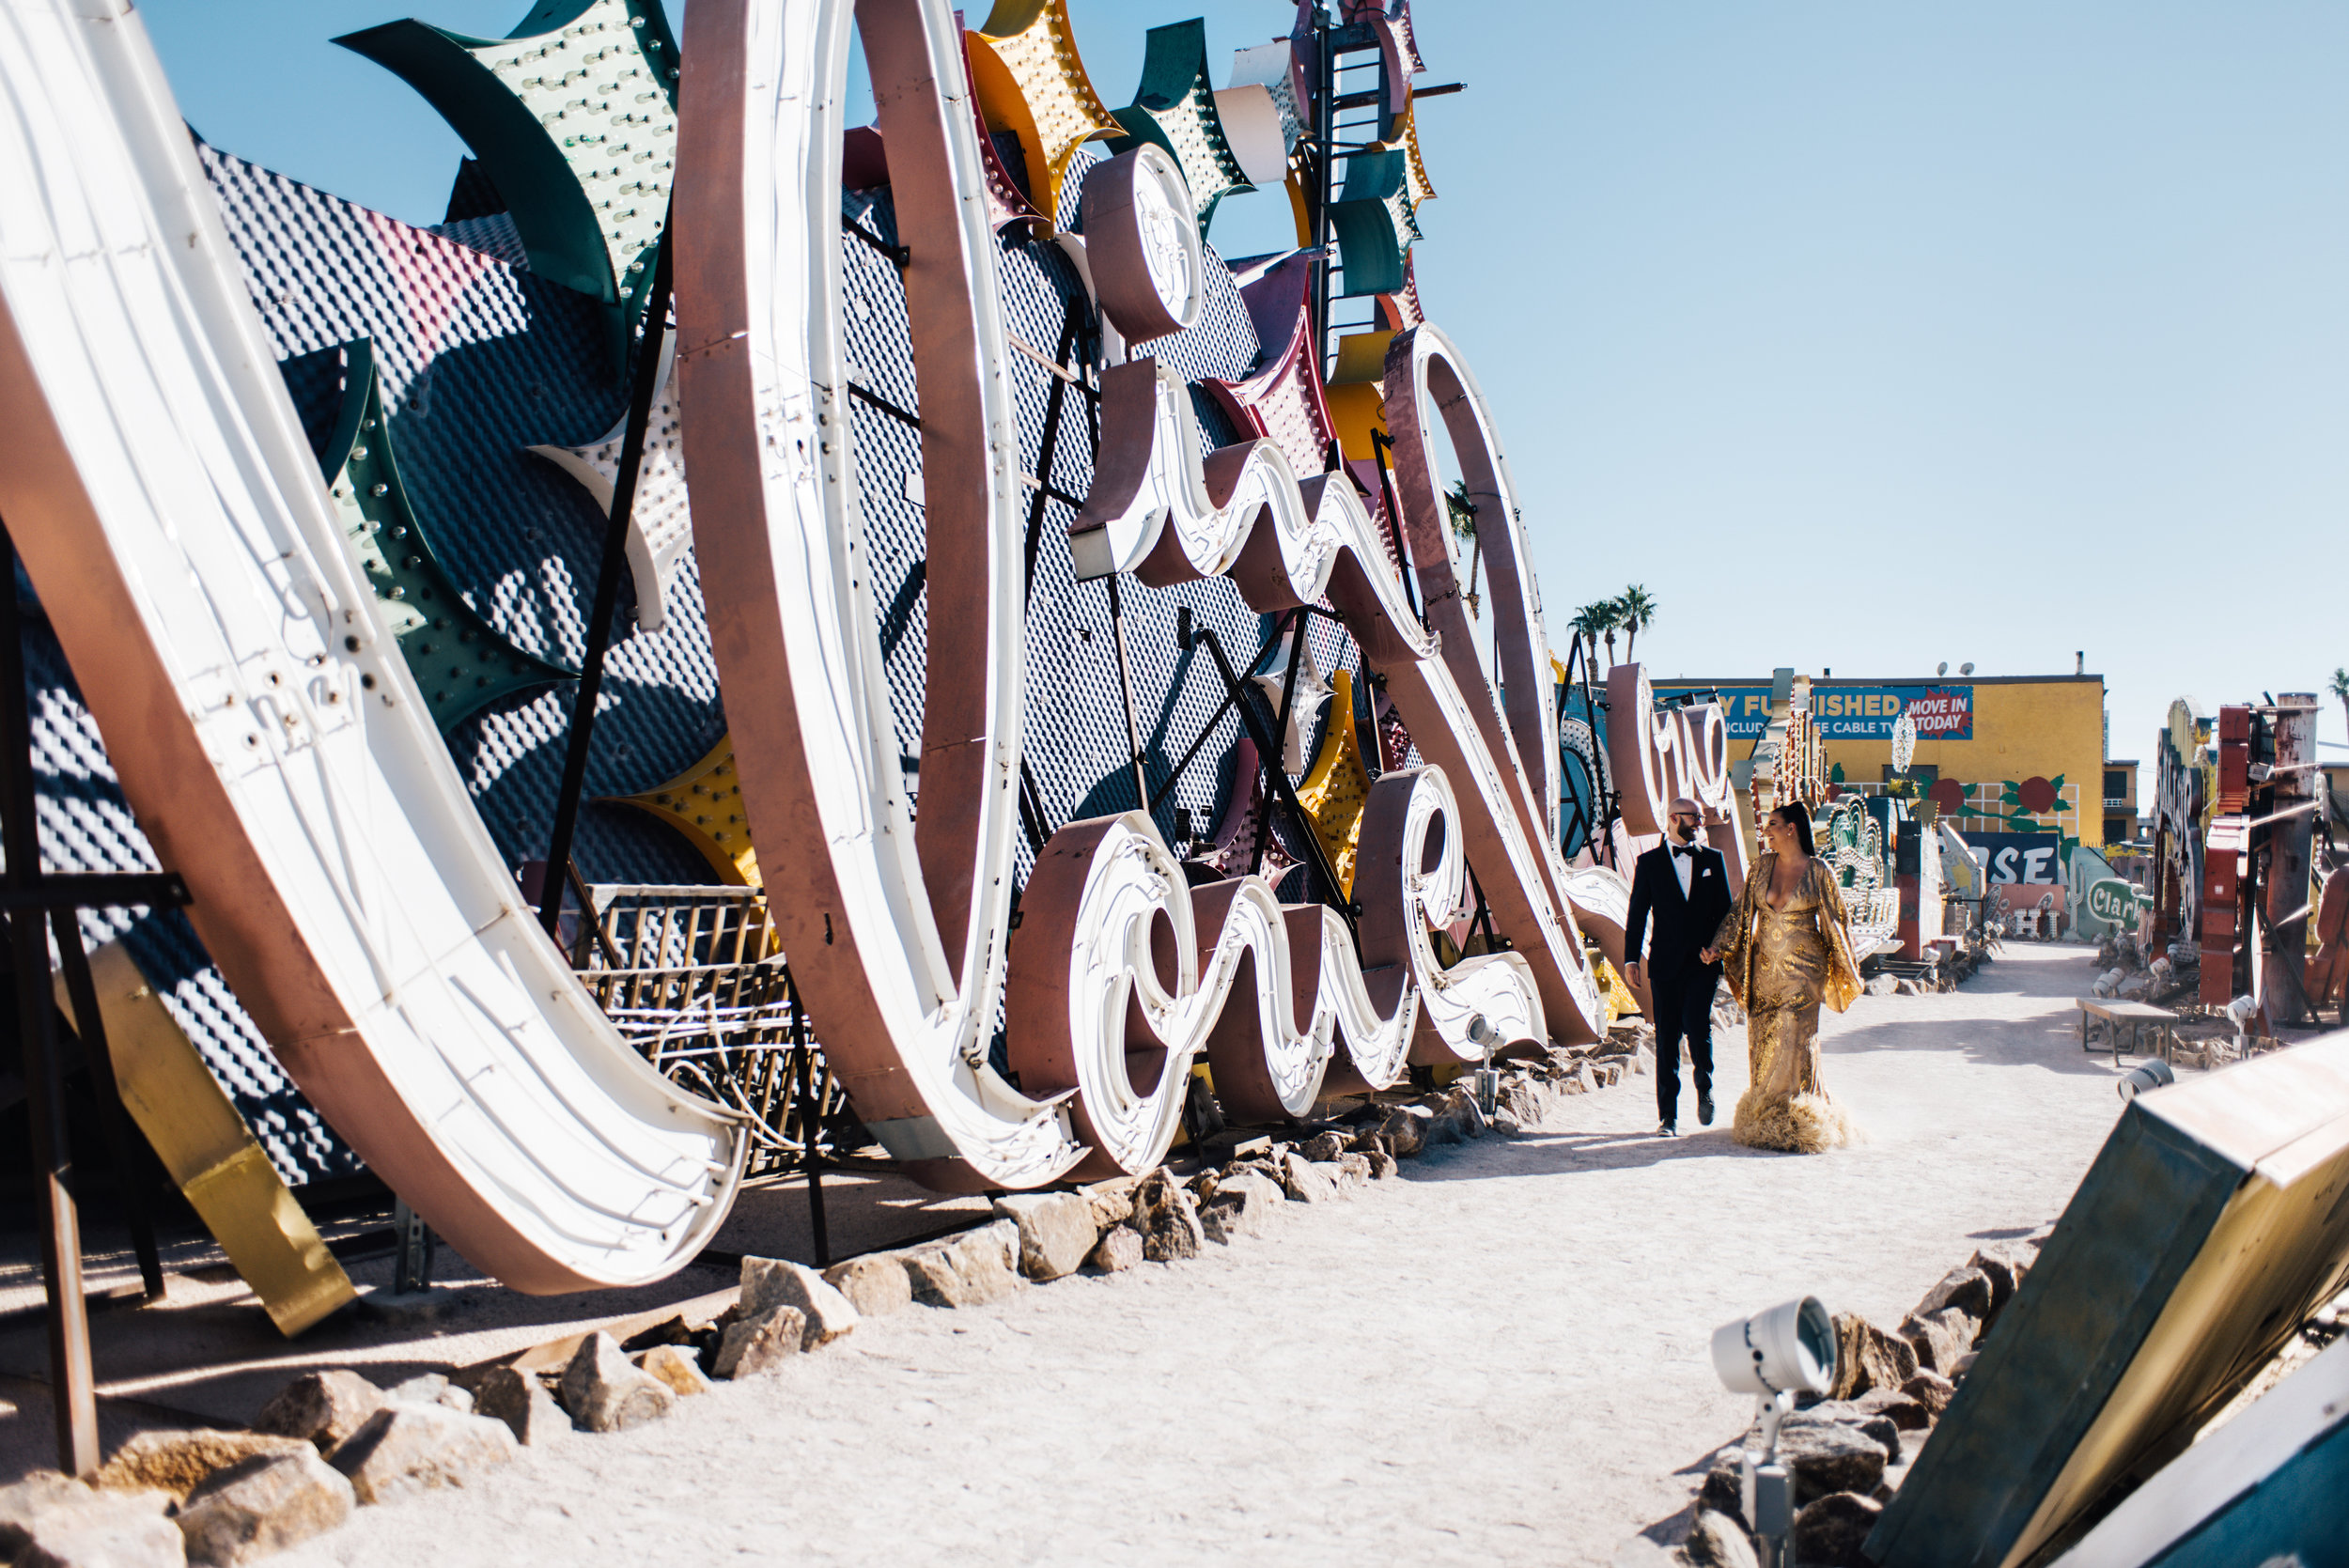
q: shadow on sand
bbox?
[1399,1125,1792,1183]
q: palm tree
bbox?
[2332,667,2349,744]
[1595,598,1626,668]
[1444,480,1476,541]
[1446,483,1481,616]
[1567,601,1612,675]
[1619,584,1657,665]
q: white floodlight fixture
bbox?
[1712,1296,1840,1563]
[1937,661,1949,676]
[1712,1296,1838,1398]
[1469,1014,1501,1116]
[1960,662,1976,675]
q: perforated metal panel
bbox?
[11,600,362,1184]
[842,153,1388,914]
[205,142,725,887]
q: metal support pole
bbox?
[1193,628,1357,945]
[1104,574,1151,820]
[50,912,162,1300]
[1020,299,1084,601]
[540,220,676,935]
[1367,428,1421,624]
[0,519,97,1477]
[1150,607,1308,814]
[390,1199,435,1296]
[1312,6,1336,376]
[1250,615,1311,876]
[793,990,829,1268]
[2261,697,2319,1025]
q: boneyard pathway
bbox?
[253,944,2124,1566]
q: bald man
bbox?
[1623,797,1732,1136]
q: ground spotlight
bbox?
[2118,1060,2176,1101]
[1711,1296,1838,1397]
[1712,1298,1838,1565]
[1469,1014,1501,1117]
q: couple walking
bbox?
[1623,799,1859,1152]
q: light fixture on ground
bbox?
[1711,1296,1839,1567]
[1469,1014,1500,1117]
[2118,1060,2176,1101]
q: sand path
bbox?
[281,942,2124,1566]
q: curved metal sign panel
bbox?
[0,0,743,1294]
[677,0,1609,1189]
[2,0,1652,1230]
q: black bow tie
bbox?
[1672,845,1697,858]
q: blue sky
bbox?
[145,1,2349,765]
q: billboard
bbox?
[1655,683,1974,741]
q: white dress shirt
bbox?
[1672,841,1695,897]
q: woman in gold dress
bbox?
[1701,801,1862,1152]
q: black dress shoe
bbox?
[1657,1121,1677,1138]
[1698,1094,1716,1126]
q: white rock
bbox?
[175,1450,353,1566]
[0,1472,180,1568]
[636,1344,714,1398]
[557,1333,676,1433]
[327,1405,517,1505]
[990,1191,1100,1281]
[740,1256,861,1347]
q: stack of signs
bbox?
[1869,1033,2349,1567]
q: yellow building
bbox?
[1652,672,2112,847]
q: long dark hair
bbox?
[1771,800,1816,858]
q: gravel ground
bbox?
[186,944,2136,1564]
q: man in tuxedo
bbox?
[1623,797,1733,1137]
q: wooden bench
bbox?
[2077,998,2173,1066]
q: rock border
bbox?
[67,1037,1654,1566]
[1673,1236,2046,1568]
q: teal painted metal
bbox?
[1868,1035,2349,1568]
[1105,19,1252,231]
[1327,147,1416,297]
[320,340,573,733]
[2048,1333,2349,1568]
[2145,1419,2349,1568]
[334,0,678,373]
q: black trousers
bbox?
[1653,965,1719,1125]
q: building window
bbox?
[2103,769,2127,800]
[2106,817,2132,844]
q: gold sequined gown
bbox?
[1711,854,1862,1153]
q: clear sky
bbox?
[145,1,2349,767]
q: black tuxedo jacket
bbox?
[1624,842,1733,982]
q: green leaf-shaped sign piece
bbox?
[1105,19,1252,230]
[319,339,575,734]
[336,0,678,374]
